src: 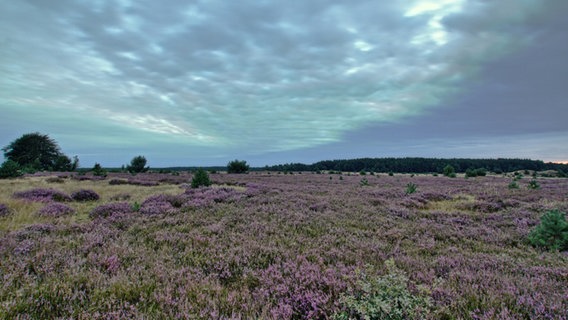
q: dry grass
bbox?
[0,175,183,234]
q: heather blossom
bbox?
[37,203,75,217]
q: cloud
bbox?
[1,0,566,165]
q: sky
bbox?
[1,0,567,167]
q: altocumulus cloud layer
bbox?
[1,0,567,166]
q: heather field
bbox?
[0,172,566,319]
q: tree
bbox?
[528,210,568,251]
[227,159,249,174]
[2,132,76,171]
[92,163,107,177]
[0,160,23,179]
[443,165,456,178]
[191,168,211,188]
[127,155,149,174]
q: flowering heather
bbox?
[37,203,75,217]
[0,173,567,319]
[13,188,72,202]
[139,194,178,215]
[71,189,100,201]
[0,203,10,217]
[89,202,133,218]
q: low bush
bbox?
[37,203,75,217]
[71,189,100,202]
[89,202,132,219]
[405,183,417,195]
[334,259,431,320]
[0,160,23,179]
[0,203,11,217]
[13,188,72,202]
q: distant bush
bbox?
[527,179,540,190]
[528,210,568,251]
[191,168,211,188]
[227,159,249,174]
[89,202,132,219]
[71,189,100,202]
[37,203,75,217]
[334,259,431,320]
[360,178,369,186]
[508,181,520,189]
[0,160,23,179]
[465,168,487,178]
[92,163,107,177]
[359,170,366,176]
[443,165,456,178]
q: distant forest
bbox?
[263,158,568,174]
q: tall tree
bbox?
[2,132,75,171]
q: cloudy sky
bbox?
[1,0,567,167]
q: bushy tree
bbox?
[0,160,23,179]
[127,155,149,174]
[227,159,249,174]
[443,165,456,178]
[528,210,568,251]
[2,132,76,171]
[191,168,211,188]
[92,163,107,177]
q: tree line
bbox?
[266,157,568,174]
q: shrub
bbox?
[37,203,75,217]
[359,170,366,176]
[527,179,540,190]
[227,159,249,174]
[191,168,211,188]
[334,259,431,320]
[71,189,100,202]
[360,178,369,186]
[92,163,107,177]
[443,165,456,178]
[13,188,72,202]
[0,160,23,179]
[508,181,520,189]
[528,210,568,251]
[405,183,417,195]
[89,202,132,219]
[0,204,11,217]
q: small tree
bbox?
[92,163,107,177]
[127,155,149,174]
[191,168,211,188]
[0,160,23,179]
[443,165,456,178]
[528,210,568,251]
[227,159,249,174]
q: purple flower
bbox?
[13,188,72,202]
[89,202,132,218]
[0,203,11,217]
[37,203,75,217]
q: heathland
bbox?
[0,171,566,319]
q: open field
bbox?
[0,172,566,319]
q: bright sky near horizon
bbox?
[1,0,567,167]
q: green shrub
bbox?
[360,178,369,186]
[191,169,211,188]
[443,165,456,178]
[508,181,519,189]
[127,155,149,174]
[0,160,23,178]
[405,183,417,195]
[227,159,249,174]
[359,170,366,176]
[92,163,107,177]
[334,259,431,320]
[528,210,568,251]
[527,179,540,190]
